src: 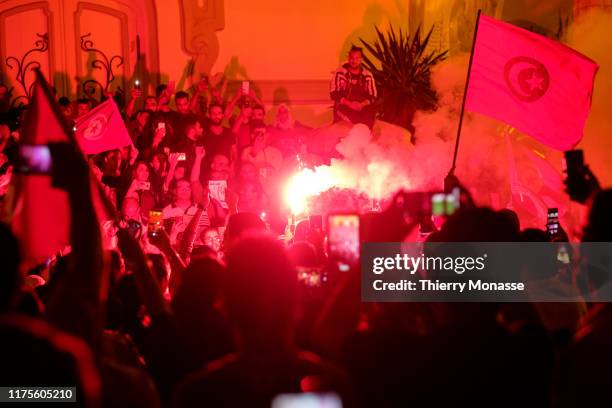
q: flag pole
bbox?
[445,9,482,192]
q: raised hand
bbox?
[131,88,143,100]
[129,145,140,164]
[153,125,167,144]
[209,72,225,88]
[168,152,180,167]
[148,227,173,254]
[195,145,206,158]
[117,228,146,265]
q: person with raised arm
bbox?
[45,142,105,348]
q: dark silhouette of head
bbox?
[498,208,521,235]
[293,219,310,243]
[155,84,167,98]
[224,212,266,249]
[172,256,224,318]
[224,234,297,351]
[106,274,141,333]
[439,207,520,242]
[519,228,558,280]
[520,228,550,242]
[171,256,233,373]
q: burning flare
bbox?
[284,167,337,215]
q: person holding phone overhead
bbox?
[226,81,265,154]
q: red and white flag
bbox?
[465,14,599,151]
[75,98,132,154]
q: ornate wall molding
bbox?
[0,1,54,102]
[5,32,49,106]
[74,1,130,97]
[179,0,224,79]
[79,32,124,98]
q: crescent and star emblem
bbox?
[504,56,550,102]
[83,114,109,141]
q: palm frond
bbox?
[361,23,448,130]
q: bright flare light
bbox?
[284,167,337,215]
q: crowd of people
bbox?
[84,79,312,251]
[0,46,612,407]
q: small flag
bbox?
[75,98,132,154]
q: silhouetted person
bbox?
[223,212,266,249]
[557,189,612,406]
[173,234,353,407]
[498,208,521,234]
[171,257,234,375]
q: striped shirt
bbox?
[330,63,377,104]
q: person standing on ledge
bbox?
[330,45,377,128]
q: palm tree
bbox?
[360,24,448,132]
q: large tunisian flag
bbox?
[465,14,599,151]
[75,97,132,154]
